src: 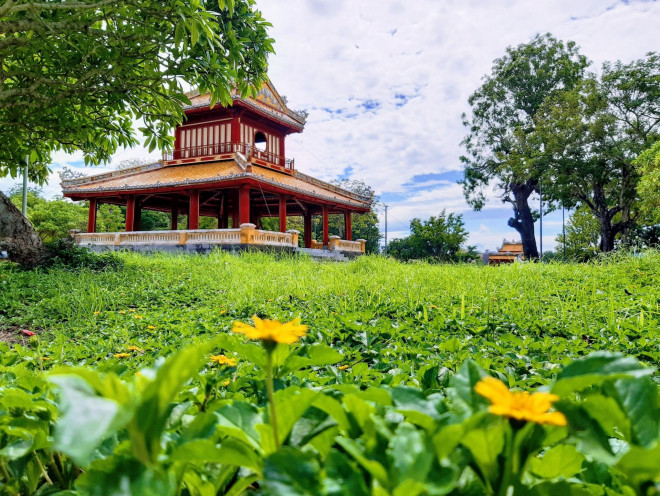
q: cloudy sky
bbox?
[3,0,659,252]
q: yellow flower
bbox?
[93,311,100,315]
[133,315,143,319]
[41,357,51,361]
[114,353,131,359]
[475,377,567,426]
[210,354,237,367]
[429,305,438,309]
[129,309,136,312]
[118,310,126,314]
[338,365,349,371]
[147,325,156,330]
[127,345,143,352]
[232,316,307,345]
[222,379,231,387]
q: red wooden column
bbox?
[344,211,352,241]
[87,198,97,233]
[279,196,287,232]
[231,189,239,228]
[304,211,312,248]
[170,197,178,230]
[188,190,200,229]
[125,196,135,231]
[134,201,142,231]
[322,205,329,246]
[231,115,241,152]
[239,185,250,225]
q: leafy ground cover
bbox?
[0,252,659,495]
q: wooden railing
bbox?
[328,236,366,253]
[73,225,299,248]
[72,228,363,253]
[164,142,294,170]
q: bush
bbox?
[44,239,124,271]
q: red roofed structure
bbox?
[62,80,372,255]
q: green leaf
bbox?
[280,344,343,375]
[75,455,176,496]
[170,438,263,473]
[49,374,132,465]
[581,394,631,441]
[604,377,659,447]
[433,423,464,460]
[215,402,263,451]
[262,446,322,495]
[336,437,390,488]
[460,422,506,486]
[556,401,615,464]
[552,352,654,396]
[129,344,210,464]
[448,359,487,414]
[323,448,370,496]
[616,441,660,492]
[387,423,433,485]
[0,426,34,459]
[529,445,585,479]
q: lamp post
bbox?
[22,155,29,216]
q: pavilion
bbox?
[61,80,372,255]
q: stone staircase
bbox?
[295,247,349,262]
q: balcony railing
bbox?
[164,142,294,170]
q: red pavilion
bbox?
[61,80,372,255]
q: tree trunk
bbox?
[0,190,50,267]
[598,216,616,252]
[507,181,539,260]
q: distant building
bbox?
[482,240,524,265]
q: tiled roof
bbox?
[61,160,371,210]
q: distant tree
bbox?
[461,34,588,260]
[536,53,660,251]
[7,187,87,242]
[554,206,601,261]
[636,141,660,224]
[387,211,475,263]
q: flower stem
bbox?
[265,350,280,450]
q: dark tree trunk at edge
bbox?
[0,190,50,267]
[506,182,539,260]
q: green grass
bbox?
[1,251,659,495]
[1,251,658,386]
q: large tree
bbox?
[535,53,660,251]
[460,33,588,259]
[0,0,273,265]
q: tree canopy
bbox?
[0,0,273,184]
[460,33,588,259]
[387,211,476,263]
[536,53,660,251]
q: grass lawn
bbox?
[0,251,658,495]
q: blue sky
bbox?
[2,0,659,252]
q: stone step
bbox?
[295,247,349,262]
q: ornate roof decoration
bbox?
[184,80,306,130]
